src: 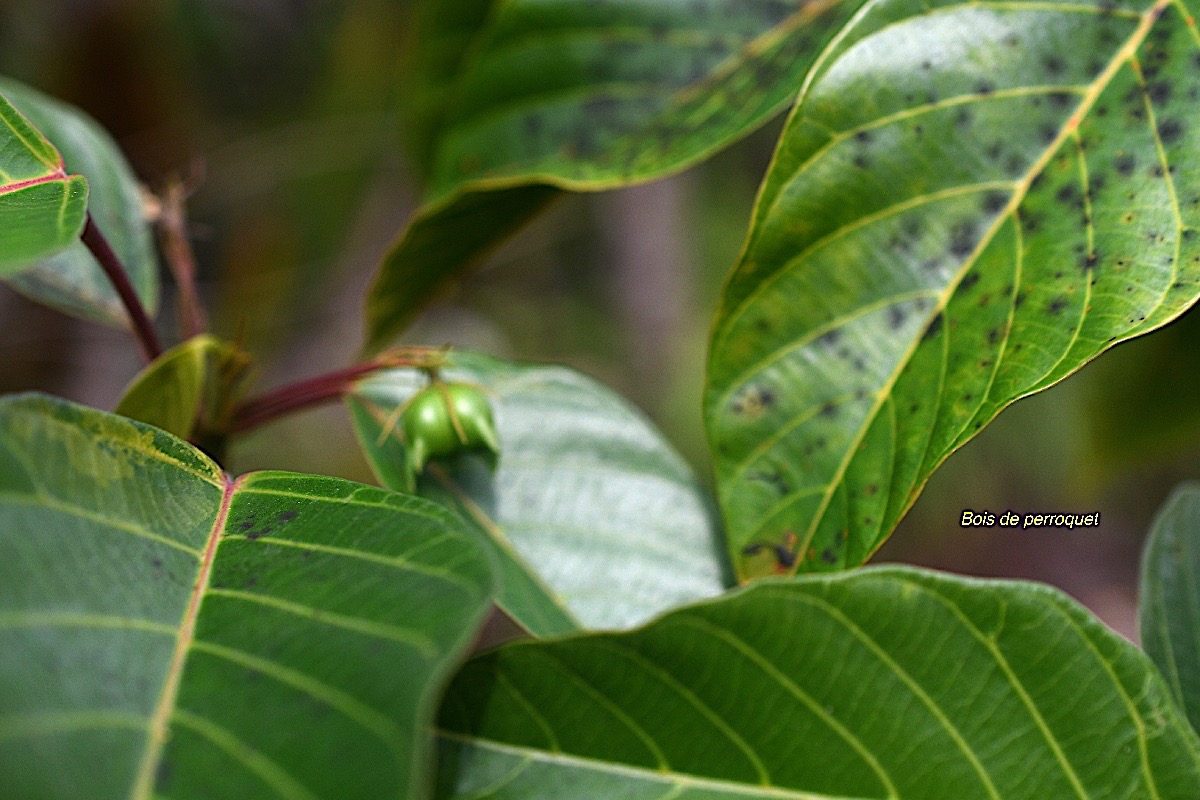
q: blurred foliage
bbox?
[3,0,1200,632]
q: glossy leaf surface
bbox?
[0,77,159,328]
[349,352,728,635]
[364,0,860,351]
[438,568,1200,799]
[0,87,87,275]
[707,0,1200,578]
[1142,482,1200,733]
[0,394,494,799]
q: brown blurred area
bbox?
[4,0,1200,641]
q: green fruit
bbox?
[402,382,499,479]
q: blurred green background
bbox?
[3,0,1199,640]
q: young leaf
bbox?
[0,77,159,329]
[349,352,728,635]
[438,568,1200,799]
[364,0,860,351]
[115,335,253,443]
[0,394,494,799]
[707,0,1200,579]
[1141,482,1200,733]
[0,90,87,274]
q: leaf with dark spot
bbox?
[365,0,862,351]
[707,0,1200,578]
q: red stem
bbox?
[81,214,163,361]
[228,361,387,434]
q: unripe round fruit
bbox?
[402,382,499,477]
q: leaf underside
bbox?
[0,77,159,328]
[349,352,729,635]
[438,568,1200,799]
[1141,482,1200,734]
[364,0,862,351]
[0,394,493,799]
[707,0,1200,578]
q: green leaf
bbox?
[0,90,87,275]
[0,394,494,799]
[115,335,253,442]
[438,567,1200,799]
[396,0,498,178]
[706,0,1200,579]
[365,185,560,350]
[1141,482,1200,733]
[349,352,728,635]
[0,77,159,328]
[364,0,860,351]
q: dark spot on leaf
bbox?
[865,484,878,496]
[976,80,995,95]
[853,154,870,169]
[1055,184,1081,206]
[1040,125,1058,144]
[820,401,838,418]
[959,272,981,292]
[888,306,908,330]
[988,326,1003,345]
[732,386,775,417]
[949,221,978,258]
[1158,118,1184,144]
[752,469,790,496]
[1044,55,1065,75]
[236,517,256,532]
[821,548,838,564]
[1049,92,1073,109]
[817,329,842,348]
[922,313,943,342]
[955,108,973,128]
[278,510,298,523]
[1114,154,1135,175]
[1147,82,1172,105]
[1047,296,1069,315]
[982,192,1007,213]
[155,760,172,789]
[1004,33,1021,47]
[855,130,872,145]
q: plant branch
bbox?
[81,214,163,361]
[228,347,447,434]
[157,173,207,339]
